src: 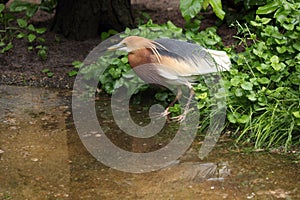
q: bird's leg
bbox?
[160,88,182,117]
[172,87,195,122]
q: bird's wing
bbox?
[154,38,231,75]
[133,63,194,87]
[132,63,170,87]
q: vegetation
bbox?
[0,0,55,59]
[180,0,225,20]
[82,0,299,151]
[0,0,299,151]
[227,0,300,149]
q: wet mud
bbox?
[0,85,299,199]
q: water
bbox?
[0,85,299,199]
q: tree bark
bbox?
[52,0,134,40]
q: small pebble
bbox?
[247,192,255,199]
[31,158,39,162]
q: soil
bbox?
[0,0,237,89]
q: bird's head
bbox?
[108,36,156,53]
[108,36,168,63]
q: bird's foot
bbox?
[160,108,170,117]
[170,107,193,122]
[171,111,188,122]
[151,108,170,119]
[171,114,186,122]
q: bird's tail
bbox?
[206,49,231,71]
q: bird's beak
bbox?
[107,42,128,52]
[107,43,121,50]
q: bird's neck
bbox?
[128,48,158,68]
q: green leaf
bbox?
[270,55,279,64]
[227,113,237,123]
[256,1,280,15]
[72,61,83,69]
[274,9,290,24]
[16,33,26,39]
[209,0,225,20]
[237,114,249,124]
[36,27,47,34]
[180,0,203,21]
[47,72,54,78]
[27,24,35,31]
[42,69,50,73]
[121,57,128,64]
[283,23,294,30]
[276,46,287,54]
[1,42,13,53]
[293,111,300,118]
[229,69,238,75]
[0,4,5,13]
[202,0,209,9]
[38,49,47,60]
[250,20,262,27]
[17,18,27,28]
[37,37,45,43]
[108,68,122,79]
[241,82,253,91]
[247,92,257,101]
[261,17,272,24]
[258,77,270,84]
[68,70,78,77]
[293,42,300,51]
[25,5,38,18]
[196,92,208,100]
[230,76,243,86]
[27,34,36,42]
[271,62,286,71]
[234,88,243,97]
[9,1,30,12]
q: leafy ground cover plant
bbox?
[180,0,225,21]
[0,0,53,59]
[77,0,300,151]
[226,0,300,150]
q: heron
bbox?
[108,36,231,121]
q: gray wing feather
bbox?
[154,38,218,74]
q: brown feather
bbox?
[128,48,158,68]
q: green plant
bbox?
[42,68,54,77]
[0,0,51,59]
[9,1,48,59]
[226,0,300,150]
[100,29,118,41]
[0,3,15,53]
[180,0,226,21]
[68,61,83,77]
[81,0,299,151]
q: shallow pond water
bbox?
[0,85,299,199]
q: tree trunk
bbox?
[52,0,134,40]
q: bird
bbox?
[108,36,231,121]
